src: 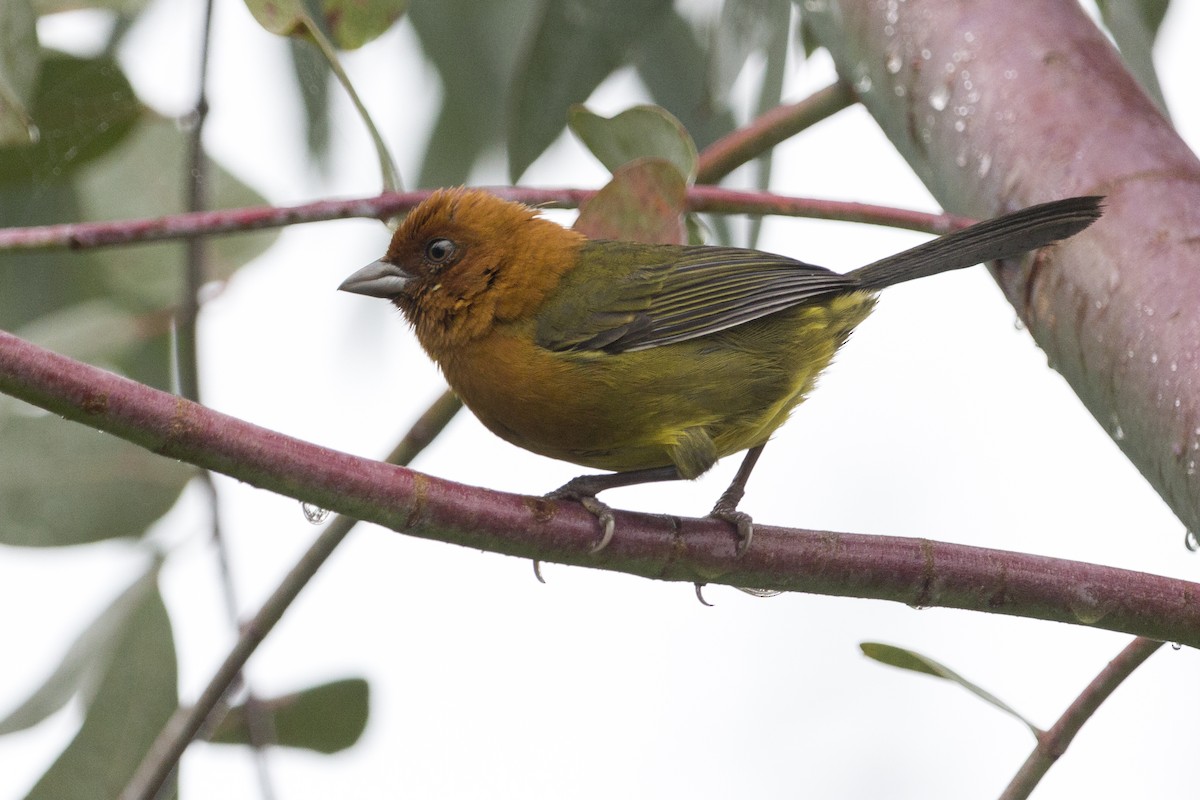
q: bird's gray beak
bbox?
[338,260,412,298]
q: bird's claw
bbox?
[709,505,754,555]
[579,496,617,553]
[546,487,617,553]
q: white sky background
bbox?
[3,1,1199,798]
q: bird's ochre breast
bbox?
[435,291,875,474]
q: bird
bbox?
[340,188,1102,554]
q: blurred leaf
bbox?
[0,183,109,329]
[0,0,39,147]
[410,0,539,187]
[14,299,167,371]
[243,0,308,38]
[0,563,159,735]
[320,0,407,49]
[0,52,142,184]
[568,104,697,181]
[210,678,370,754]
[0,413,195,546]
[746,0,790,249]
[574,158,687,244]
[508,0,673,181]
[244,0,406,48]
[1096,0,1171,117]
[25,575,177,800]
[288,37,332,165]
[792,0,825,58]
[631,8,735,152]
[73,115,278,313]
[710,0,786,100]
[32,0,151,12]
[860,642,1039,734]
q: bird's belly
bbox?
[437,296,872,474]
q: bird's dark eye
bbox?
[424,238,458,265]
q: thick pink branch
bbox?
[805,0,1200,535]
[1,329,1198,644]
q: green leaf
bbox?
[25,574,177,800]
[0,52,142,185]
[0,563,160,735]
[0,183,110,330]
[631,8,736,152]
[574,158,688,244]
[0,0,39,147]
[288,36,332,165]
[244,0,407,49]
[0,412,195,547]
[210,678,370,754]
[710,0,788,100]
[860,642,1039,734]
[73,115,278,313]
[32,0,151,12]
[507,0,673,181]
[409,0,539,187]
[568,104,697,181]
[1096,0,1171,117]
[746,0,790,249]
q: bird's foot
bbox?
[546,482,617,553]
[709,501,754,555]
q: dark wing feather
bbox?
[535,242,856,354]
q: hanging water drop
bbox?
[302,502,331,524]
[1184,529,1199,552]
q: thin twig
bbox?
[120,389,462,800]
[178,2,279,796]
[998,637,1164,800]
[0,186,972,251]
[695,80,857,184]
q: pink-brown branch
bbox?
[0,186,974,251]
[1,329,1198,645]
[806,0,1200,536]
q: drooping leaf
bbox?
[209,678,370,754]
[409,0,539,187]
[287,36,332,164]
[1096,0,1171,117]
[860,642,1039,734]
[631,7,736,152]
[710,0,787,100]
[0,412,195,547]
[574,158,687,244]
[244,0,407,49]
[0,563,160,735]
[25,574,177,800]
[0,52,142,185]
[0,0,39,147]
[507,0,673,181]
[568,104,697,181]
[746,0,791,249]
[32,0,151,12]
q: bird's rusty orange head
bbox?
[340,188,587,352]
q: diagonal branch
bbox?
[2,328,1199,646]
[999,637,1164,800]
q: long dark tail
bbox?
[847,195,1104,292]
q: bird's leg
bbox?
[546,465,682,553]
[709,444,766,555]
